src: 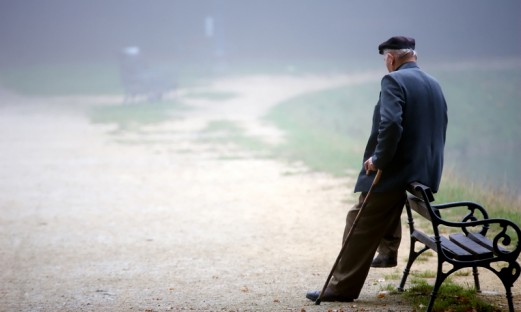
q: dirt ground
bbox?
[0,74,518,312]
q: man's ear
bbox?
[387,54,394,68]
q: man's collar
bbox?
[396,61,418,71]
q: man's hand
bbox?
[364,157,378,175]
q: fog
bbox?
[0,0,520,66]
[1,0,520,190]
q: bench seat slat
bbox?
[411,230,437,251]
[468,233,508,254]
[449,233,494,259]
[439,236,475,261]
[411,230,474,261]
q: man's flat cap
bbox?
[378,36,415,54]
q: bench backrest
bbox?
[406,182,441,222]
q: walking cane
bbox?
[315,169,382,305]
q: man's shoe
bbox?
[305,290,320,301]
[305,289,354,302]
[371,254,397,268]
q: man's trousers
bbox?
[328,190,406,298]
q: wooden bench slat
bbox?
[408,196,432,221]
[412,230,474,261]
[412,230,437,251]
[449,233,494,259]
[468,233,508,254]
[439,236,475,261]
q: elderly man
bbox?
[306,36,448,302]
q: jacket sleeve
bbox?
[372,74,404,169]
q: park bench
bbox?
[119,46,174,103]
[397,182,521,312]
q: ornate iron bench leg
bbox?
[505,288,514,312]
[398,238,416,291]
[427,262,450,312]
[472,266,481,292]
[398,240,428,291]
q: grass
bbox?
[0,62,123,95]
[383,272,401,281]
[379,273,501,311]
[413,250,435,263]
[89,100,189,133]
[454,269,471,277]
[402,278,502,312]
[411,270,437,279]
[199,120,272,156]
[265,84,377,174]
[434,67,521,196]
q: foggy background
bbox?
[0,0,520,67]
[1,0,520,191]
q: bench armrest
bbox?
[433,201,489,221]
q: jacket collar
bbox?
[396,61,419,71]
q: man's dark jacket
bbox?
[354,62,448,193]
